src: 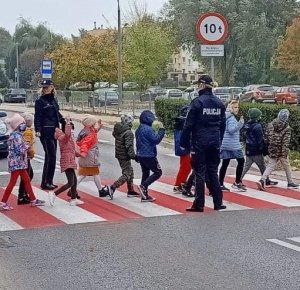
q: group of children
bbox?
[0,102,298,211]
[0,109,165,210]
[173,100,299,197]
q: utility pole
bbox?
[117,0,122,113]
[16,43,19,89]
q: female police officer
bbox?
[34,80,63,190]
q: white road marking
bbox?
[78,181,181,217]
[0,212,23,231]
[11,186,106,224]
[267,238,300,253]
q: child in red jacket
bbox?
[48,115,83,206]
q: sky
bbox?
[0,0,167,38]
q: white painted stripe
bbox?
[98,139,110,144]
[0,171,9,176]
[34,154,60,165]
[267,238,300,253]
[11,186,106,224]
[287,237,300,244]
[224,181,300,207]
[239,174,297,190]
[78,181,181,217]
[0,212,23,231]
[137,179,251,211]
[33,157,60,169]
[165,153,177,158]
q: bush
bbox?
[155,99,300,151]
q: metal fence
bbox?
[25,90,155,116]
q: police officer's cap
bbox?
[41,79,54,87]
[193,74,213,86]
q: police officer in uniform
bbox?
[180,75,226,212]
[34,80,63,190]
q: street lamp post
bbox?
[16,42,19,89]
[117,0,122,114]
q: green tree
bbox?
[47,33,119,89]
[0,69,9,88]
[123,16,174,89]
[0,28,12,59]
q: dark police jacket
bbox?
[180,88,226,151]
[34,93,62,137]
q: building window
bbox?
[190,76,195,80]
[188,59,191,64]
[174,58,176,63]
[182,57,186,63]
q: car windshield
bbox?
[215,88,230,94]
[106,92,118,97]
[230,88,243,94]
[169,91,182,97]
[10,89,26,94]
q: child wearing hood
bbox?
[0,114,45,210]
[107,114,140,199]
[240,108,277,187]
[135,110,165,202]
[257,109,298,190]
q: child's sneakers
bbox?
[69,199,84,206]
[138,185,156,202]
[287,182,299,189]
[48,191,56,206]
[31,199,45,207]
[173,185,183,194]
[127,191,140,197]
[107,185,116,200]
[232,182,247,192]
[0,202,13,210]
[99,186,109,197]
[256,179,265,191]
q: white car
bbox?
[155,89,184,100]
[0,111,9,158]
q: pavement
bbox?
[1,102,300,183]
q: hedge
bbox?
[154,99,300,151]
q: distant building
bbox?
[167,48,204,83]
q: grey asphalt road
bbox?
[0,111,300,289]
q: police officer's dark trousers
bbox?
[40,127,57,186]
[191,147,223,208]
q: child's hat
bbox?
[248,108,262,120]
[21,113,33,126]
[278,109,290,122]
[82,114,97,127]
[5,113,25,130]
[121,113,134,125]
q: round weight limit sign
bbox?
[196,12,228,44]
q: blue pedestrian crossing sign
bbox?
[41,59,53,79]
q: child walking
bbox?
[219,100,246,192]
[0,114,45,210]
[257,109,299,190]
[107,113,140,199]
[48,116,83,206]
[76,115,109,198]
[17,113,35,204]
[135,110,165,202]
[173,105,194,197]
[240,108,278,187]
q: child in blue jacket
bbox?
[136,110,165,202]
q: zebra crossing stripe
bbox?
[267,238,300,253]
[0,211,23,231]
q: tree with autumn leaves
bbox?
[47,32,119,90]
[277,17,300,79]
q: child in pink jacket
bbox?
[48,116,83,206]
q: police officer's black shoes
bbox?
[41,184,56,190]
[186,206,204,212]
[214,205,227,210]
[17,196,31,205]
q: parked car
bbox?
[155,89,184,100]
[274,86,300,105]
[239,84,275,103]
[214,87,243,103]
[0,111,9,158]
[123,82,139,89]
[4,88,27,103]
[88,88,119,107]
[0,93,3,104]
[183,86,198,101]
[139,86,167,102]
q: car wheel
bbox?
[251,98,256,103]
[0,152,8,159]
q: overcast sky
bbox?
[0,0,167,37]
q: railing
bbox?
[25,90,155,116]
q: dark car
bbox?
[139,86,167,102]
[0,111,9,158]
[239,84,275,103]
[274,86,300,105]
[4,88,27,103]
[88,88,119,107]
